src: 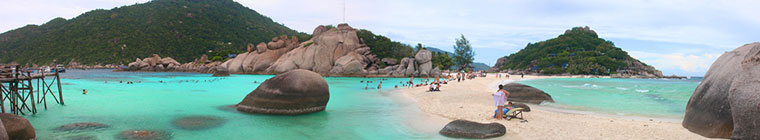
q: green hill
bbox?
[495,26,660,75]
[0,0,309,65]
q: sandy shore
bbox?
[397,74,710,140]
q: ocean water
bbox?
[16,69,443,139]
[516,78,701,119]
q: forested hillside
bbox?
[0,0,308,65]
[496,26,660,75]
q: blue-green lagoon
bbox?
[22,69,445,139]
[516,78,700,119]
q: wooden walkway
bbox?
[0,66,64,115]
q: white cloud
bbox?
[628,51,721,75]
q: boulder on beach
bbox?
[236,69,330,115]
[172,116,226,130]
[512,102,531,112]
[0,113,35,140]
[117,130,171,140]
[439,120,506,139]
[56,122,109,131]
[683,42,760,139]
[502,83,554,104]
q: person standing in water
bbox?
[377,81,382,89]
[83,89,87,95]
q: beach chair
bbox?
[505,108,525,120]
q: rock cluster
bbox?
[126,54,223,73]
[682,42,760,139]
[236,70,330,115]
[439,120,506,139]
[123,24,440,77]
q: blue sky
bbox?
[2,0,758,76]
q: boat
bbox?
[55,64,66,73]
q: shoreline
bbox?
[394,74,708,139]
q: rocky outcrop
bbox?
[173,116,225,130]
[212,67,230,77]
[502,83,554,104]
[439,120,506,139]
[122,24,440,77]
[487,57,508,72]
[0,113,35,140]
[126,54,223,73]
[236,70,330,115]
[682,43,760,139]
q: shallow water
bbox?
[517,78,700,119]
[16,69,443,139]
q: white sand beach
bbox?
[397,74,710,140]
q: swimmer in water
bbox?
[83,89,87,95]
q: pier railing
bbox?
[0,65,64,115]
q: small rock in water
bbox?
[62,134,97,140]
[56,122,109,131]
[117,130,171,140]
[173,116,226,130]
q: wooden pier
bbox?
[0,66,64,115]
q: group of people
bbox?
[492,84,512,120]
[496,73,525,79]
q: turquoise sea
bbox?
[17,69,444,139]
[516,78,701,119]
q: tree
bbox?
[453,34,475,68]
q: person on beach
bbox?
[492,85,507,120]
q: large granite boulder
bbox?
[502,83,554,104]
[439,120,506,139]
[0,113,35,140]
[683,43,760,139]
[236,70,330,115]
[382,58,398,66]
[0,117,7,140]
[143,54,162,67]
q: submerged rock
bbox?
[62,134,98,140]
[117,130,171,140]
[56,122,109,131]
[683,42,760,139]
[0,113,35,140]
[439,120,506,139]
[236,69,330,115]
[172,116,225,130]
[502,83,554,104]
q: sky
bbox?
[1,0,758,76]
